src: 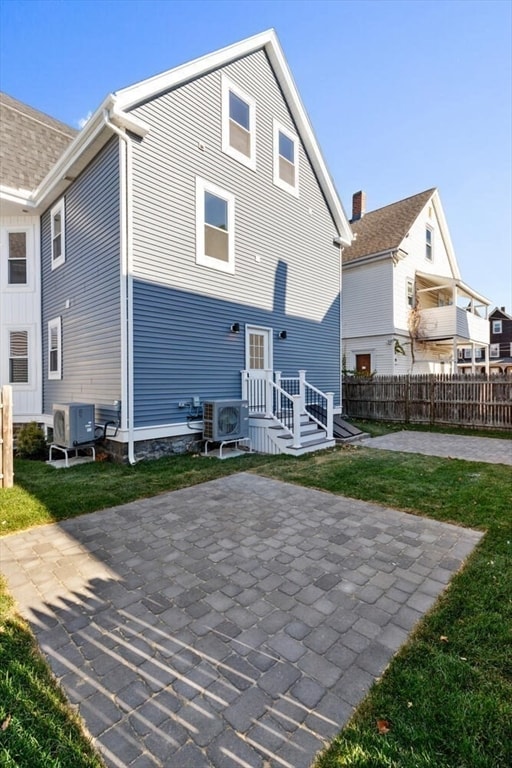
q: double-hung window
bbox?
[406,279,414,308]
[492,320,502,334]
[48,317,62,379]
[9,330,29,384]
[51,199,65,269]
[425,226,433,261]
[222,75,256,169]
[490,343,500,358]
[273,120,299,195]
[8,232,27,284]
[196,178,235,274]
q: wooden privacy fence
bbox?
[1,385,13,488]
[343,374,512,430]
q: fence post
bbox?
[241,370,248,402]
[325,392,334,440]
[405,375,410,424]
[1,385,13,488]
[292,394,302,449]
[265,370,274,417]
[298,370,306,414]
[430,374,436,425]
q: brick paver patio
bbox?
[1,473,483,767]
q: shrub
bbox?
[16,422,47,460]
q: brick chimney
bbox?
[352,191,366,221]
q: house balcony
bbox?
[417,305,490,344]
[415,271,490,345]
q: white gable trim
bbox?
[114,29,352,245]
[411,190,461,281]
[114,30,278,110]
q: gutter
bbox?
[343,247,407,269]
[33,95,149,212]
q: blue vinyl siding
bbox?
[41,138,121,413]
[133,278,340,427]
[129,49,341,426]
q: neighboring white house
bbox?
[342,189,490,375]
[0,93,76,422]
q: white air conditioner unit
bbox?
[53,403,95,449]
[203,400,249,441]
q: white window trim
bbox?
[195,178,235,274]
[273,119,299,197]
[5,228,30,289]
[490,343,500,358]
[51,199,65,270]
[221,75,256,170]
[48,316,62,379]
[425,225,434,261]
[7,327,31,388]
[492,319,502,334]
[406,279,414,308]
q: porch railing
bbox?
[241,369,333,446]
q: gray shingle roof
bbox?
[342,188,436,263]
[0,92,77,191]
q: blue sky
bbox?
[1,0,511,310]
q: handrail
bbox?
[268,380,302,447]
[241,369,333,446]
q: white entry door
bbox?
[245,326,273,413]
[246,326,273,372]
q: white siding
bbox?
[129,50,339,325]
[0,215,42,419]
[342,259,394,339]
[393,199,454,330]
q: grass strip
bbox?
[0,578,103,767]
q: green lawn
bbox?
[1,437,511,767]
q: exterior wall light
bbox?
[230,323,240,333]
[278,330,287,339]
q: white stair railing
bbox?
[242,369,334,446]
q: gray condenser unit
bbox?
[203,400,249,441]
[53,403,95,449]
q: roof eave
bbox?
[0,185,36,215]
[415,270,491,305]
[33,95,150,211]
[430,190,461,280]
[342,248,399,268]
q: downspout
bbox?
[339,243,344,415]
[335,237,344,415]
[103,109,137,465]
